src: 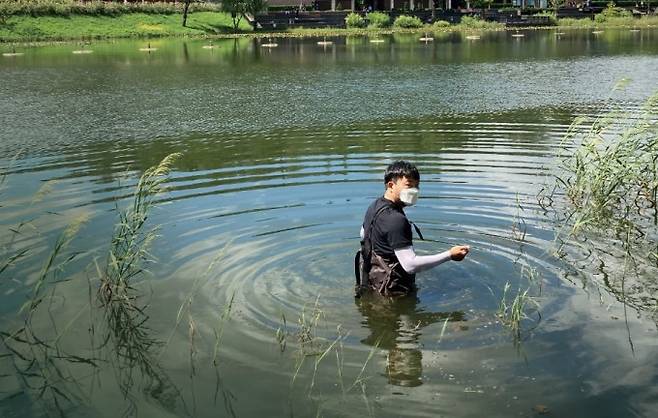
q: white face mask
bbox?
[399,187,419,206]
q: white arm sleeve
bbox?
[360,226,365,240]
[394,246,452,274]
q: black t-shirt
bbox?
[362,197,413,261]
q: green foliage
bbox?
[221,0,267,32]
[393,15,423,29]
[0,0,220,17]
[345,12,365,29]
[551,91,658,233]
[594,3,633,23]
[366,11,390,29]
[431,20,450,29]
[459,15,504,30]
[540,89,658,314]
[497,282,536,337]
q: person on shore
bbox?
[355,161,469,297]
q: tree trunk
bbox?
[431,0,435,20]
[182,0,191,27]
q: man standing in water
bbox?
[357,161,470,296]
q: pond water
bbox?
[1,29,657,418]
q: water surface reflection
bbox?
[358,292,465,387]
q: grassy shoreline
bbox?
[0,12,251,43]
[1,12,657,44]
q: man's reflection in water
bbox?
[356,291,465,387]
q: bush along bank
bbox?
[0,0,219,17]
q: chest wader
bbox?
[354,206,424,298]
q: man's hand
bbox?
[450,245,470,261]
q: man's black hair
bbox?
[384,161,420,184]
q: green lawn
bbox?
[0,12,253,42]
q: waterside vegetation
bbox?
[540,86,658,319]
[2,1,658,43]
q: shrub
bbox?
[595,2,632,21]
[431,20,450,29]
[0,0,219,18]
[393,15,423,29]
[459,15,504,30]
[367,11,390,28]
[345,12,366,28]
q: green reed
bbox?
[511,192,527,242]
[0,154,194,416]
[1,160,70,414]
[540,88,658,316]
[99,153,180,306]
[97,154,185,408]
[553,91,657,233]
[0,214,92,417]
[212,291,235,366]
[497,282,537,338]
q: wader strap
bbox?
[356,205,390,293]
[354,250,362,287]
[410,221,424,241]
[363,205,390,247]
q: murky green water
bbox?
[1,29,657,418]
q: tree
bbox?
[222,0,268,33]
[183,0,192,27]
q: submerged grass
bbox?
[97,153,186,411]
[277,296,381,416]
[0,154,192,416]
[0,215,92,417]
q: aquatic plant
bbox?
[0,215,93,417]
[540,88,658,317]
[553,92,657,235]
[497,281,539,338]
[294,296,325,356]
[99,153,180,307]
[511,193,528,242]
[98,154,182,401]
